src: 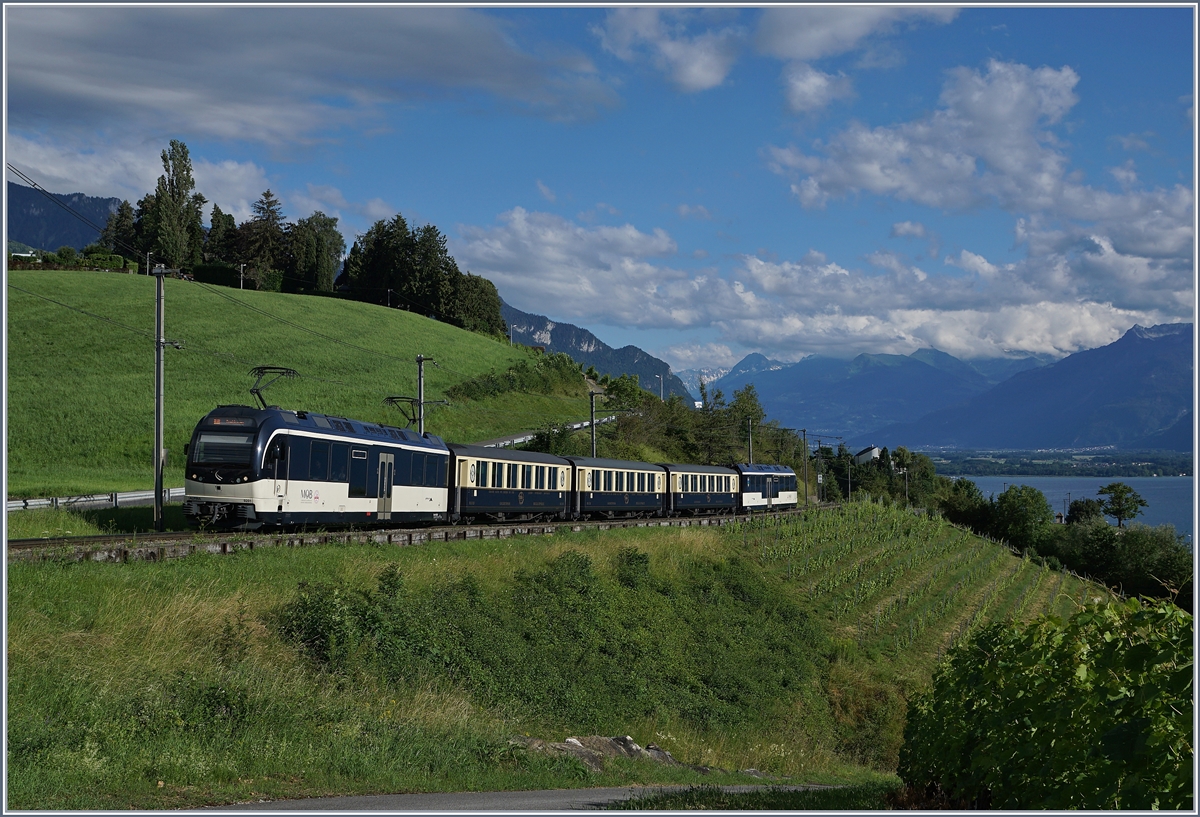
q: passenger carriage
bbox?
[448,444,570,522]
[563,456,666,519]
[183,405,450,529]
[735,463,799,511]
[659,463,739,516]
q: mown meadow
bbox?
[7,501,1107,809]
[7,270,589,497]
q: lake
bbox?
[965,475,1195,545]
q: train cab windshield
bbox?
[191,432,257,467]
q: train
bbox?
[182,404,799,530]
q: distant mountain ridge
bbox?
[7,182,120,252]
[711,349,1007,439]
[500,300,691,400]
[861,323,1194,451]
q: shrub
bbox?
[899,598,1193,809]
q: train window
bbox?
[331,443,349,482]
[637,473,645,492]
[436,455,447,487]
[615,471,624,492]
[492,461,504,488]
[521,464,532,489]
[506,463,517,489]
[309,441,330,481]
[193,432,257,467]
[535,466,545,490]
[603,470,613,492]
[550,467,560,489]
[288,438,311,480]
[478,460,488,488]
[349,449,368,497]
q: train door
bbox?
[270,435,288,509]
[766,475,775,510]
[377,452,395,520]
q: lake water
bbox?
[965,476,1195,545]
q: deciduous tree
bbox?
[1098,482,1148,528]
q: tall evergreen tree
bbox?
[146,140,204,270]
[99,199,137,258]
[242,189,286,289]
[205,203,238,264]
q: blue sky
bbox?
[5,5,1195,373]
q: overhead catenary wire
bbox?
[6,163,144,261]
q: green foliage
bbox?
[349,214,504,336]
[1049,520,1193,608]
[270,548,826,733]
[899,598,1193,809]
[285,211,344,293]
[990,483,1053,553]
[1098,481,1148,528]
[1066,496,1104,524]
[446,353,586,402]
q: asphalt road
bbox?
[204,783,827,811]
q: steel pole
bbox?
[590,393,596,457]
[417,355,428,435]
[153,269,165,531]
[802,429,808,506]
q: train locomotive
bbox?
[183,404,798,530]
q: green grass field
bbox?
[7,270,589,496]
[7,501,1108,809]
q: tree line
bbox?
[518,376,1191,609]
[86,139,503,336]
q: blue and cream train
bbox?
[183,405,799,530]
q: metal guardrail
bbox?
[7,487,185,513]
[479,415,618,448]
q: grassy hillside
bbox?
[7,501,1107,809]
[7,270,590,496]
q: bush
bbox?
[269,549,827,733]
[192,262,241,287]
[899,598,1193,809]
[446,353,585,401]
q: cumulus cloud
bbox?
[661,342,742,370]
[453,207,791,333]
[754,6,959,62]
[6,5,619,149]
[782,63,854,113]
[890,221,927,238]
[594,8,745,92]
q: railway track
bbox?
[7,507,816,564]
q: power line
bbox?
[8,283,156,340]
[6,163,144,260]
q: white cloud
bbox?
[754,6,959,62]
[891,221,927,238]
[768,60,1082,211]
[537,180,557,203]
[594,8,745,92]
[782,63,853,113]
[454,208,788,333]
[661,342,741,370]
[677,204,712,220]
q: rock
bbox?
[509,734,717,774]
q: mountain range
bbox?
[701,325,1191,452]
[7,182,119,252]
[500,300,692,400]
[861,324,1193,451]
